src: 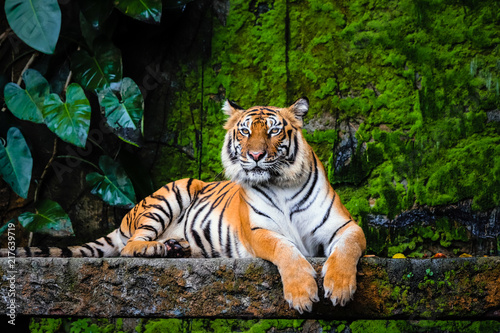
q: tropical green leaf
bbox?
[4,0,61,54]
[43,83,91,148]
[114,0,162,24]
[3,69,49,123]
[71,39,122,91]
[98,77,144,130]
[80,12,99,50]
[18,200,74,236]
[86,155,136,208]
[0,127,32,199]
[0,219,15,236]
[79,0,114,30]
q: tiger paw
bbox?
[281,260,319,313]
[322,255,357,307]
[121,241,167,257]
[165,238,191,258]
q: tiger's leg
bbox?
[248,229,319,313]
[120,178,205,257]
[322,221,366,306]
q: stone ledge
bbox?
[1,257,499,319]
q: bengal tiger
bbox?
[3,98,366,313]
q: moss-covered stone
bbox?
[146,0,499,257]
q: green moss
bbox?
[30,318,125,333]
[30,318,62,333]
[150,0,500,233]
[379,217,471,258]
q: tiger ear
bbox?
[288,97,309,121]
[223,100,245,116]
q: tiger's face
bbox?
[221,98,310,186]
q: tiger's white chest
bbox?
[244,181,331,257]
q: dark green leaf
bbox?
[0,219,15,235]
[164,0,195,9]
[3,69,49,123]
[0,127,32,198]
[80,12,99,50]
[98,77,144,130]
[79,0,114,30]
[86,155,136,208]
[114,0,162,24]
[5,0,61,54]
[18,200,74,236]
[43,83,91,147]
[71,39,123,91]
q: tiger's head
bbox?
[221,98,311,186]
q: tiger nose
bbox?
[248,151,265,162]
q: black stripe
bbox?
[251,227,263,230]
[119,228,129,239]
[94,240,103,246]
[24,247,32,257]
[311,193,336,234]
[291,155,318,208]
[137,224,159,238]
[262,107,277,113]
[225,226,233,257]
[172,182,184,212]
[218,191,238,256]
[252,185,283,213]
[36,246,50,257]
[216,181,232,195]
[104,236,114,246]
[191,229,209,258]
[82,244,95,257]
[143,211,167,231]
[61,247,73,257]
[245,199,273,221]
[96,248,104,257]
[289,158,314,201]
[186,178,194,201]
[328,220,352,245]
[151,194,173,226]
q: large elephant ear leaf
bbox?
[114,0,162,24]
[79,0,114,31]
[71,39,122,91]
[18,200,74,237]
[86,155,136,208]
[4,0,61,54]
[98,77,144,145]
[3,69,49,123]
[43,83,91,148]
[0,127,32,199]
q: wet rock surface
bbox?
[1,257,498,319]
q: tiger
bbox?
[3,98,366,313]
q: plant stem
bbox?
[34,139,58,204]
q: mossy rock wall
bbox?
[144,0,500,257]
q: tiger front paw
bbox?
[121,240,167,257]
[165,238,191,258]
[322,254,358,306]
[281,260,319,313]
